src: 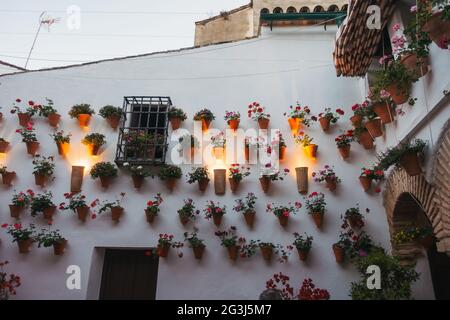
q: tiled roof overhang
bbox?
[333,0,396,77]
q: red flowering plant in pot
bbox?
[228,164,250,193]
[224,111,241,131]
[312,165,342,191]
[16,124,39,155]
[91,192,126,222]
[144,193,163,224]
[38,98,61,127]
[10,98,40,126]
[259,163,289,193]
[264,273,330,300]
[8,189,33,218]
[215,226,247,261]
[168,106,187,130]
[0,261,21,300]
[177,198,200,226]
[335,130,354,159]
[156,233,184,258]
[0,137,10,153]
[30,191,56,220]
[50,130,71,156]
[2,223,36,254]
[253,241,292,263]
[35,227,67,256]
[350,103,366,127]
[186,166,210,192]
[291,232,313,262]
[204,200,226,226]
[99,105,123,129]
[304,192,326,229]
[59,192,92,222]
[266,201,302,227]
[361,102,383,138]
[298,278,331,300]
[359,167,384,192]
[248,102,270,129]
[90,162,118,189]
[123,162,152,189]
[0,165,16,186]
[233,192,257,228]
[367,87,397,124]
[342,205,369,230]
[193,108,215,131]
[317,107,345,132]
[183,227,206,260]
[284,102,314,133]
[32,155,55,187]
[295,132,318,158]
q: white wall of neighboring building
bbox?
[0,26,435,300]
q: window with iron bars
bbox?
[115,96,170,166]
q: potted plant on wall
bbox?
[271,130,287,161]
[177,198,200,225]
[32,155,55,187]
[312,165,342,191]
[343,206,368,230]
[292,232,313,262]
[367,88,396,124]
[224,111,241,131]
[30,191,56,220]
[233,193,257,228]
[99,105,123,129]
[9,190,33,218]
[193,108,215,131]
[69,103,95,127]
[59,192,91,222]
[10,99,39,126]
[228,164,250,193]
[91,192,126,222]
[158,164,182,191]
[38,98,61,127]
[362,105,383,138]
[332,233,350,263]
[305,192,326,229]
[186,166,210,192]
[2,223,36,254]
[350,103,365,127]
[168,106,187,130]
[266,201,302,227]
[317,107,345,132]
[248,102,270,129]
[359,167,384,192]
[50,130,71,156]
[0,137,10,153]
[204,200,226,226]
[259,164,289,193]
[284,103,313,132]
[0,260,22,300]
[82,133,106,156]
[295,132,318,158]
[335,130,354,159]
[90,162,118,189]
[156,233,183,258]
[16,124,39,155]
[215,226,245,261]
[184,228,206,260]
[144,193,163,224]
[420,1,450,49]
[36,228,67,256]
[122,163,152,189]
[211,131,226,159]
[123,130,164,159]
[1,166,16,186]
[377,139,427,176]
[353,125,374,150]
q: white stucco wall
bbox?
[0,63,22,76]
[0,26,435,300]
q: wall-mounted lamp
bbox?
[295,167,308,194]
[71,166,85,193]
[214,169,226,195]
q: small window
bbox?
[314,6,324,12]
[115,96,170,166]
[260,8,269,14]
[328,5,339,12]
[273,7,283,14]
[287,7,297,13]
[300,7,310,13]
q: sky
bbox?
[0,0,249,70]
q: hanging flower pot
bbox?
[358,130,374,149]
[111,206,124,222]
[18,113,31,126]
[319,117,330,132]
[243,209,255,228]
[56,142,70,156]
[145,209,156,224]
[212,213,223,226]
[26,141,40,155]
[365,119,383,138]
[34,173,47,186]
[192,245,205,260]
[260,246,273,261]
[338,145,351,159]
[228,119,240,131]
[350,115,362,127]
[100,176,113,189]
[227,246,239,260]
[106,115,121,129]
[325,177,337,191]
[53,239,67,256]
[157,244,170,258]
[132,175,144,189]
[179,215,190,225]
[2,171,16,186]
[373,102,395,124]
[165,178,177,191]
[347,216,363,229]
[258,118,270,130]
[0,140,9,153]
[76,206,90,222]
[359,176,372,192]
[229,177,240,193]
[419,235,434,250]
[385,83,409,105]
[400,53,429,80]
[279,145,286,161]
[201,119,211,131]
[198,178,209,192]
[9,204,22,218]
[43,206,57,220]
[288,117,301,132]
[47,113,61,127]
[170,117,182,130]
[304,144,318,158]
[17,239,33,254]
[278,215,289,227]
[311,212,323,229]
[332,244,344,263]
[399,151,422,176]
[259,176,271,193]
[77,114,91,127]
[297,249,309,261]
[88,144,101,156]
[422,11,450,49]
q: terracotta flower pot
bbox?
[17,239,33,254]
[399,151,422,176]
[56,142,70,156]
[145,209,156,224]
[227,246,239,260]
[107,115,121,129]
[243,210,255,228]
[400,53,429,80]
[76,206,90,222]
[43,206,57,220]
[311,212,324,229]
[229,177,240,193]
[34,173,47,186]
[358,131,374,150]
[165,178,177,191]
[319,117,330,132]
[169,117,182,130]
[385,83,409,105]
[212,213,223,226]
[99,176,112,188]
[422,11,450,49]
[2,171,16,186]
[47,113,61,127]
[419,235,434,250]
[304,144,318,158]
[89,144,101,156]
[258,118,270,130]
[26,141,39,155]
[0,140,9,153]
[297,248,309,261]
[198,178,209,192]
[111,206,124,222]
[278,215,289,227]
[347,216,363,229]
[288,117,301,132]
[325,177,337,191]
[132,175,144,189]
[192,245,205,260]
[53,239,67,256]
[359,176,372,192]
[201,119,211,131]
[179,214,190,225]
[77,114,91,127]
[260,246,273,261]
[332,244,345,263]
[259,176,271,193]
[18,113,31,126]
[228,119,240,131]
[365,119,383,138]
[279,145,286,161]
[350,115,362,127]
[157,244,170,258]
[9,204,23,218]
[373,102,394,124]
[338,145,351,159]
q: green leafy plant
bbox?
[266,201,302,218]
[99,105,123,118]
[123,163,152,177]
[228,164,251,181]
[177,198,200,221]
[203,200,226,219]
[214,226,244,248]
[38,98,58,117]
[292,232,313,252]
[50,130,71,143]
[360,167,385,181]
[248,102,270,121]
[168,107,187,120]
[59,192,88,211]
[373,59,414,95]
[10,190,34,207]
[233,193,257,214]
[260,164,289,181]
[184,228,205,248]
[158,164,182,180]
[68,104,95,118]
[10,98,39,116]
[32,155,55,176]
[304,192,326,214]
[145,194,163,216]
[312,165,342,184]
[91,193,126,215]
[376,139,427,171]
[2,223,36,242]
[283,103,314,126]
[0,260,21,300]
[30,191,55,216]
[318,107,345,123]
[90,162,118,179]
[186,166,210,184]
[82,133,106,147]
[294,132,314,147]
[335,130,354,148]
[35,229,65,248]
[193,108,215,121]
[16,125,37,142]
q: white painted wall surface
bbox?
[0,64,21,76]
[0,25,436,300]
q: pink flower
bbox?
[91,214,97,219]
[392,23,401,32]
[410,5,417,13]
[1,223,8,228]
[16,98,21,103]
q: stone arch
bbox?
[273,7,283,14]
[286,6,297,13]
[260,8,269,14]
[313,6,325,13]
[328,5,339,12]
[299,6,310,13]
